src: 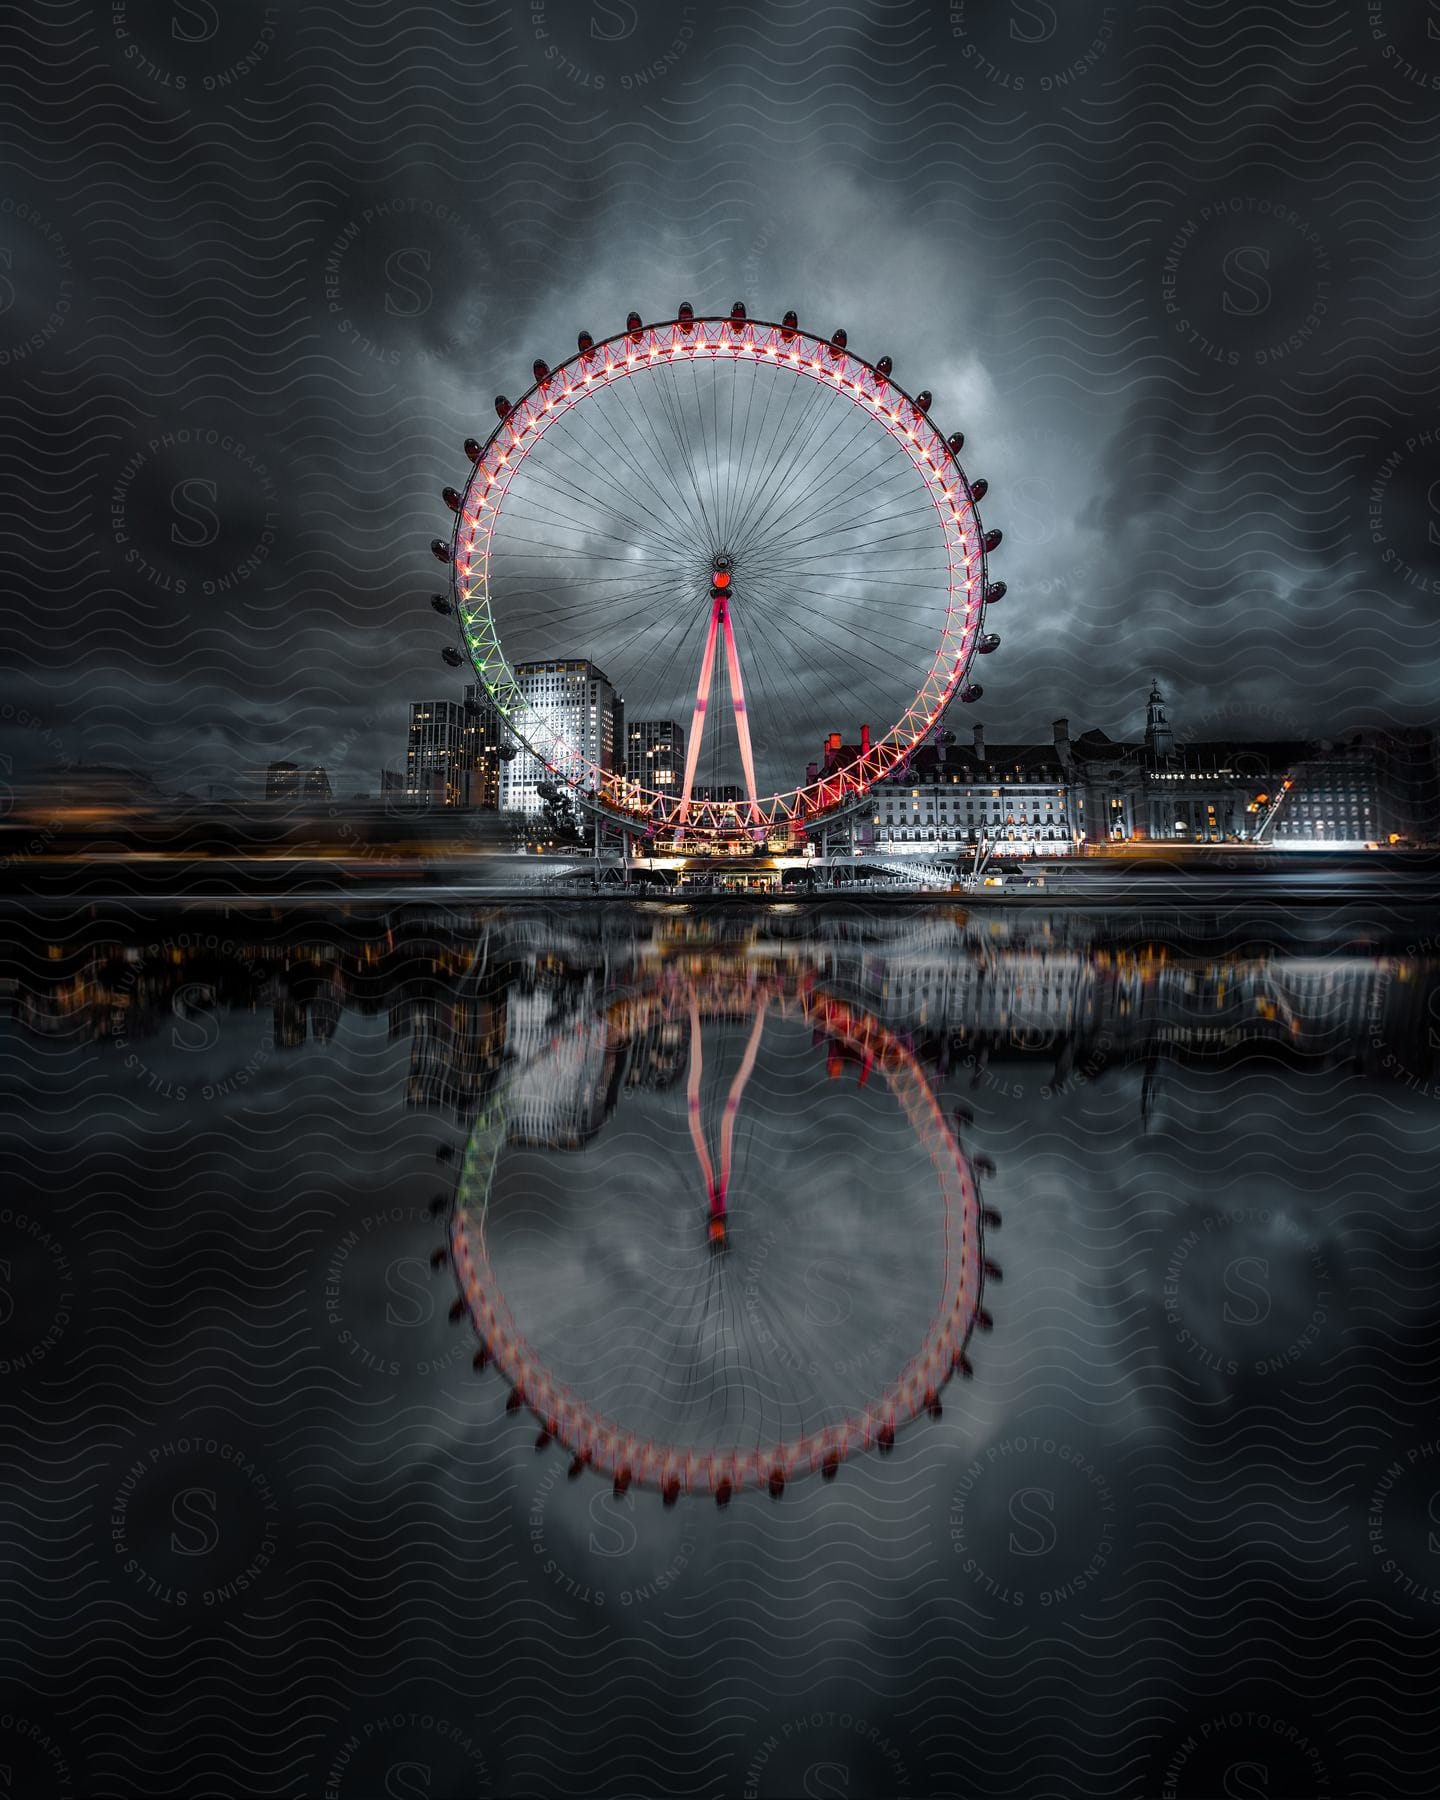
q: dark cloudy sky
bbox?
[3,0,1439,797]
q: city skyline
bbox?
[10,678,1435,877]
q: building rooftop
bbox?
[880,741,1067,782]
[513,658,616,688]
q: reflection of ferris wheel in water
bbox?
[430,305,1006,838]
[447,962,999,1503]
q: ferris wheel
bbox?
[430,305,1006,837]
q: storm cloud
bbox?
[3,1,1437,796]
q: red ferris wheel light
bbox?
[712,569,731,590]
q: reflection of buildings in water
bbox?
[618,1005,687,1091]
[1102,956,1423,1075]
[12,945,267,1044]
[18,972,172,1043]
[857,939,1434,1081]
[273,998,308,1049]
[273,959,349,1049]
[498,970,801,1154]
[11,942,367,1052]
[502,985,621,1148]
[391,994,507,1114]
[866,948,1098,1046]
[9,916,1440,1113]
[310,993,342,1043]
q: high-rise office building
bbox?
[463,684,503,809]
[406,699,467,806]
[625,719,685,792]
[265,762,331,802]
[500,660,623,816]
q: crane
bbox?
[1248,777,1294,840]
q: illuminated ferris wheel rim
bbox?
[449,970,992,1500]
[441,313,999,834]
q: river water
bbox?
[3,901,1439,1797]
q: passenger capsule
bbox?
[472,1345,490,1371]
[463,437,482,462]
[821,1450,841,1480]
[730,300,747,323]
[661,1477,681,1507]
[780,309,798,339]
[505,1389,524,1413]
[430,595,452,615]
[925,1390,943,1421]
[960,683,984,703]
[976,1308,995,1332]
[983,1258,1004,1281]
[429,1248,446,1269]
[494,395,511,420]
[876,1423,896,1454]
[532,358,550,383]
[447,1296,465,1322]
[829,327,847,355]
[441,646,463,668]
[947,432,965,455]
[914,390,932,413]
[983,1205,1003,1227]
[876,355,893,377]
[970,477,988,501]
[430,538,450,563]
[975,1154,997,1175]
[613,1467,632,1497]
[983,527,1003,553]
[577,329,594,353]
[984,580,1006,605]
[442,486,461,511]
[678,300,695,325]
[767,1469,786,1499]
[626,310,643,340]
[567,1452,590,1479]
[977,632,1001,654]
[714,1478,733,1508]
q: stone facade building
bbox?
[848,683,1434,856]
